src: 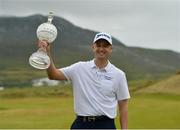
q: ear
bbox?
[91,43,95,49]
[109,45,113,53]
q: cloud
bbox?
[0,0,179,52]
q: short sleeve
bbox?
[116,73,131,101]
[59,62,80,81]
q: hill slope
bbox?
[0,15,180,86]
[136,73,180,94]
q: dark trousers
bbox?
[70,115,116,129]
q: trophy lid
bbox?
[47,12,54,23]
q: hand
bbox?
[37,40,50,52]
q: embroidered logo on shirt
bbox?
[104,75,113,80]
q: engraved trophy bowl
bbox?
[29,12,57,69]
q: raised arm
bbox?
[38,40,67,80]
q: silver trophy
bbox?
[29,12,58,69]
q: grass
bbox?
[0,97,74,129]
[128,93,180,129]
[0,86,180,129]
[0,69,47,86]
[136,74,180,94]
[0,85,72,98]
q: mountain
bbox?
[0,15,180,86]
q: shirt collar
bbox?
[90,59,111,72]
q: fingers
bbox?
[38,40,49,48]
[37,40,50,52]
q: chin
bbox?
[97,56,107,59]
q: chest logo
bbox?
[104,75,113,80]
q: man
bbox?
[38,32,130,129]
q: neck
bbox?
[94,58,108,69]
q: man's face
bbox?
[92,39,112,59]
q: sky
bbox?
[0,0,179,53]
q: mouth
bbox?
[99,52,104,55]
[97,51,106,56]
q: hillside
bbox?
[136,73,180,94]
[0,14,180,86]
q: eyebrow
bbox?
[95,40,110,45]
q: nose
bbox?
[98,47,105,52]
[98,45,106,50]
[99,46,103,49]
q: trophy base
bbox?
[29,51,50,70]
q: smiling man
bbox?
[38,32,130,129]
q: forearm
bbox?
[46,46,67,80]
[46,48,60,80]
[119,110,128,129]
[46,60,58,80]
[118,99,129,130]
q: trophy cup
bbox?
[29,12,58,69]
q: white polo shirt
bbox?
[60,60,130,118]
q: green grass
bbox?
[0,69,47,86]
[0,85,72,98]
[0,86,180,129]
[0,97,74,129]
[128,93,180,129]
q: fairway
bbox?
[0,97,74,129]
[0,89,180,129]
[128,94,180,129]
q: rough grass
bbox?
[136,74,180,94]
[0,85,72,98]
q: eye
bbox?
[95,42,101,47]
[103,44,109,48]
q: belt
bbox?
[77,115,113,122]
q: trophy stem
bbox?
[37,48,47,53]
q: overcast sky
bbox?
[0,0,179,53]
